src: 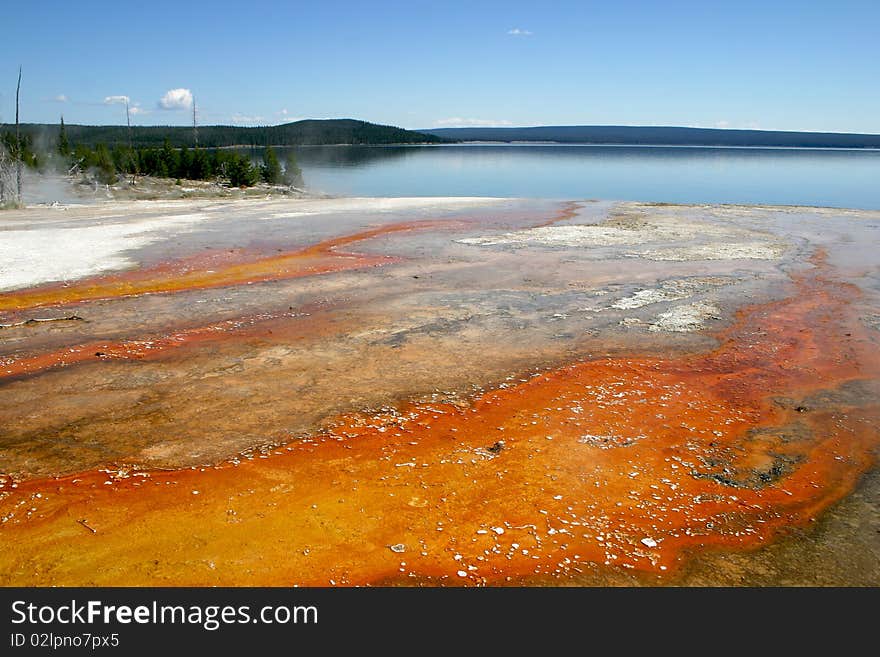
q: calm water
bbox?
[282,144,880,209]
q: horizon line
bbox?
[3,119,880,137]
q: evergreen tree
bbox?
[177,145,192,179]
[227,154,259,187]
[111,144,137,175]
[282,150,303,187]
[260,145,282,184]
[58,116,70,156]
[2,132,40,170]
[159,138,177,178]
[211,150,226,177]
[73,143,94,170]
[93,144,116,184]
[136,148,152,176]
[190,149,211,180]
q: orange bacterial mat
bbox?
[0,252,877,586]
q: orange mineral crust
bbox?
[0,255,877,586]
[534,200,582,227]
[0,219,459,313]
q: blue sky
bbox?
[2,0,879,133]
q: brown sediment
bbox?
[0,202,588,382]
[0,308,325,381]
[0,315,84,329]
[1,251,877,586]
[0,219,461,314]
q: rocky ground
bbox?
[18,169,313,206]
[0,196,877,585]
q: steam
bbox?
[0,143,16,207]
[18,168,91,206]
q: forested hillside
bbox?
[5,119,445,148]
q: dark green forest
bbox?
[3,128,301,188]
[6,119,445,148]
[2,117,312,188]
[423,125,880,148]
[67,139,301,187]
[0,118,443,192]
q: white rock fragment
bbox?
[640,537,659,548]
[611,277,730,310]
[648,301,721,333]
[638,242,785,262]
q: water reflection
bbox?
[272,144,880,208]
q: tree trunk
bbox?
[15,66,22,202]
[193,98,199,148]
[126,99,136,182]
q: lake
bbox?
[281,144,880,209]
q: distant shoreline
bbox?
[6,119,880,149]
[422,125,880,150]
[289,142,880,152]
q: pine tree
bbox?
[73,143,94,170]
[58,116,70,156]
[159,139,176,179]
[261,145,281,184]
[283,150,303,187]
[190,148,211,180]
[177,145,192,180]
[228,154,259,187]
[93,143,116,184]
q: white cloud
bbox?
[230,113,265,125]
[743,121,761,130]
[158,88,193,110]
[507,28,532,36]
[53,94,68,103]
[433,117,515,128]
[276,108,305,122]
[713,120,730,129]
[104,96,148,116]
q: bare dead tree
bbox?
[193,97,198,148]
[125,98,132,151]
[15,66,22,202]
[68,156,85,176]
[125,98,137,183]
[0,146,7,205]
[2,66,23,207]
